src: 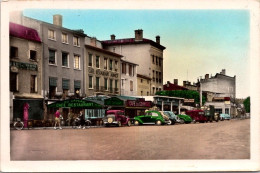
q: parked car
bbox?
[134,110,169,125]
[176,114,192,124]
[186,110,207,123]
[162,111,178,125]
[103,110,131,127]
[220,113,231,121]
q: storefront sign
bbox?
[10,61,37,71]
[126,100,152,107]
[104,97,124,106]
[47,99,102,109]
[184,99,195,103]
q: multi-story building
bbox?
[121,59,138,96]
[163,79,188,91]
[85,37,122,96]
[9,22,43,121]
[102,29,166,96]
[199,69,237,117]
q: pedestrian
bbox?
[67,109,73,126]
[54,109,62,130]
[78,111,85,129]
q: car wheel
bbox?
[156,120,162,125]
[127,121,131,126]
[167,120,172,125]
[180,119,185,124]
[134,120,139,126]
[118,121,122,127]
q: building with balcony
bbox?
[85,37,122,96]
[102,29,166,96]
[9,22,43,121]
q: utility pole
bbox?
[200,82,202,107]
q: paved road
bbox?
[10,119,250,160]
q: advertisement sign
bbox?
[126,100,152,107]
[104,97,124,106]
[47,99,102,109]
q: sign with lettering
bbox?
[104,97,124,106]
[126,100,152,107]
[184,99,195,103]
[10,61,38,71]
[47,99,103,109]
[96,69,109,76]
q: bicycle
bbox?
[72,117,91,129]
[13,118,24,130]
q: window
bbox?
[159,58,161,66]
[74,55,80,69]
[152,55,155,64]
[153,70,155,82]
[88,54,92,67]
[49,77,57,98]
[122,63,126,74]
[96,77,100,90]
[115,61,118,71]
[110,79,113,92]
[109,59,113,70]
[10,46,18,58]
[104,78,108,90]
[130,81,133,91]
[49,49,56,65]
[153,87,155,94]
[215,109,222,114]
[48,29,56,40]
[62,52,69,67]
[225,108,229,114]
[30,75,37,93]
[141,91,143,96]
[129,64,133,76]
[156,56,158,65]
[159,72,161,83]
[141,79,143,83]
[104,58,108,70]
[10,72,18,92]
[147,92,149,96]
[29,50,37,61]
[89,76,93,89]
[152,112,158,117]
[73,36,80,46]
[62,33,68,43]
[62,79,70,98]
[115,80,118,91]
[74,80,81,97]
[96,56,100,68]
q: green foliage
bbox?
[155,90,206,105]
[243,97,250,113]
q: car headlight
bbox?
[108,117,113,123]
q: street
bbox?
[10,119,250,160]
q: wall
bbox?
[121,61,138,96]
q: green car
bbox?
[177,114,192,124]
[134,110,168,125]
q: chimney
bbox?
[111,34,116,40]
[53,14,62,27]
[221,69,226,75]
[167,81,170,87]
[156,35,160,44]
[174,79,178,85]
[90,37,97,47]
[135,29,143,41]
[205,74,209,79]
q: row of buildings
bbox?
[9,12,165,121]
[163,69,239,118]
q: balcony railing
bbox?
[94,86,119,94]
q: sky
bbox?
[23,9,250,98]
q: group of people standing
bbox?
[54,109,86,130]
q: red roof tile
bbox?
[9,22,41,43]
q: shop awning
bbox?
[47,99,103,109]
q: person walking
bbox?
[78,111,85,129]
[54,109,62,130]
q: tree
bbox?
[243,96,250,113]
[155,90,206,105]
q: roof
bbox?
[137,74,152,80]
[85,44,123,58]
[121,59,139,66]
[102,38,166,50]
[9,22,41,43]
[163,82,188,91]
[116,95,138,101]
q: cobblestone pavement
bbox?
[10,119,250,160]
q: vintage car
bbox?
[186,110,207,123]
[103,110,131,127]
[220,113,231,121]
[162,111,178,125]
[176,114,192,124]
[134,110,168,125]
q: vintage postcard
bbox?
[1,0,260,172]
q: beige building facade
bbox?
[102,29,165,96]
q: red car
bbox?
[103,110,131,127]
[186,110,207,123]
